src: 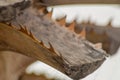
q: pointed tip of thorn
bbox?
[18,25,29,35]
[48,42,56,54]
[44,8,53,19]
[29,31,36,40]
[8,23,14,28]
[39,41,44,46]
[18,24,37,40]
[79,28,86,39]
[67,20,75,32]
[57,15,66,26]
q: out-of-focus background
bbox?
[26,5,120,80]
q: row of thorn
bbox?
[42,7,103,49]
[40,7,87,39]
[39,6,104,49]
[40,6,113,27]
[7,6,104,54]
[8,23,57,55]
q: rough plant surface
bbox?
[0,0,23,6]
[0,0,120,80]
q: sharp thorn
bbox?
[44,8,53,19]
[48,42,56,54]
[79,28,86,39]
[9,23,15,28]
[39,41,44,46]
[19,24,24,29]
[8,23,12,26]
[19,24,24,31]
[29,31,36,40]
[67,20,75,32]
[57,15,66,26]
[24,26,29,35]
[18,24,29,35]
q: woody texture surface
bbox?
[0,0,120,80]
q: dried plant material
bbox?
[0,0,120,80]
